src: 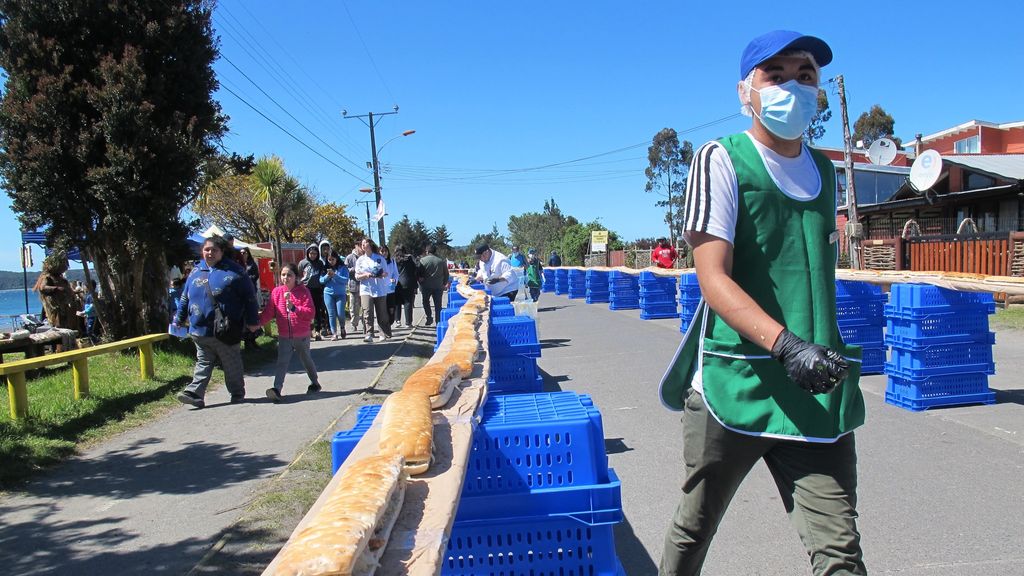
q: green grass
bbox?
[991,305,1024,331]
[0,328,279,490]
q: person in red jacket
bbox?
[651,238,678,268]
[257,263,321,403]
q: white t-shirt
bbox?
[681,132,832,393]
[356,253,389,297]
[682,132,824,246]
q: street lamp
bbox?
[343,107,415,247]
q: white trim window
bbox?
[954,135,980,154]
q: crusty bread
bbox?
[403,362,461,408]
[379,390,434,475]
[273,453,406,576]
[444,348,475,379]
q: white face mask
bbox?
[750,80,820,140]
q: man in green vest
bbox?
[658,30,867,575]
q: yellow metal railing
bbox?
[0,333,170,419]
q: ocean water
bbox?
[0,288,38,331]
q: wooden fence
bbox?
[905,232,1013,276]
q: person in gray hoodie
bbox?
[298,244,328,340]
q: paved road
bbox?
[534,292,1024,576]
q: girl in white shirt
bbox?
[354,238,392,342]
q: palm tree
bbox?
[251,156,287,283]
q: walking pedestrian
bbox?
[345,241,364,334]
[319,251,349,341]
[380,245,399,328]
[417,243,448,326]
[257,263,320,403]
[657,30,865,576]
[525,248,544,303]
[298,244,327,340]
[173,235,260,408]
[394,244,419,328]
[355,238,392,342]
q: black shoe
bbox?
[425,319,434,326]
[230,394,246,404]
[306,383,322,394]
[177,390,205,408]
[265,388,282,403]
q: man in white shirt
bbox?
[474,244,519,301]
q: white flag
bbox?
[372,199,386,222]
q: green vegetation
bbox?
[991,305,1024,331]
[0,330,277,489]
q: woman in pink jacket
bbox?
[258,263,321,402]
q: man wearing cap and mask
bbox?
[658,31,866,575]
[474,244,519,302]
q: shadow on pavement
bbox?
[541,338,572,349]
[993,387,1024,406]
[539,367,567,392]
[615,513,659,575]
[605,437,633,455]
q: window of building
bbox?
[954,135,980,154]
[964,171,995,190]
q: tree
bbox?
[507,198,574,257]
[804,89,832,145]
[431,225,452,251]
[645,129,694,245]
[251,156,291,275]
[388,215,431,255]
[467,223,508,255]
[853,105,902,149]
[293,202,361,257]
[0,0,225,339]
[559,221,623,266]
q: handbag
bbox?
[203,272,243,345]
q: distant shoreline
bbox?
[0,269,86,291]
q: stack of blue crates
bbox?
[542,268,556,293]
[436,298,515,350]
[554,268,568,295]
[586,269,610,303]
[835,280,888,374]
[329,392,625,575]
[567,269,587,299]
[883,283,997,411]
[487,354,544,394]
[639,271,680,320]
[489,315,542,358]
[609,271,640,310]
[678,273,702,333]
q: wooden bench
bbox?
[1,333,169,420]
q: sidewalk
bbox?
[0,313,433,576]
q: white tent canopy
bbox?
[201,225,274,258]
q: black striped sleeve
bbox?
[684,142,720,233]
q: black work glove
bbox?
[771,329,849,395]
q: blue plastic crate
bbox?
[491,304,515,317]
[886,330,994,351]
[884,301,996,322]
[641,311,681,320]
[330,404,383,474]
[839,323,885,346]
[884,311,990,346]
[835,279,883,299]
[678,284,702,300]
[888,283,994,313]
[489,316,541,358]
[860,346,886,375]
[640,293,677,305]
[885,373,995,412]
[455,469,622,525]
[609,301,640,311]
[444,513,621,576]
[487,355,544,394]
[491,296,511,306]
[586,294,611,304]
[886,342,995,379]
[467,392,608,493]
[836,297,887,326]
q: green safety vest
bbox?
[659,134,865,442]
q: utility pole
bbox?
[343,106,399,247]
[355,199,375,238]
[836,75,862,269]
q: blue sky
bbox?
[3,0,1022,270]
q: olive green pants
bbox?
[660,389,866,576]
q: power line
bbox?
[219,82,369,184]
[341,2,397,105]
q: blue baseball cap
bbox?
[739,30,832,80]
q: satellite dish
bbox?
[909,149,942,192]
[867,138,898,165]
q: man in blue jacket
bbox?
[173,235,260,407]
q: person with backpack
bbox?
[525,248,544,303]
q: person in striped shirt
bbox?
[659,30,866,576]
